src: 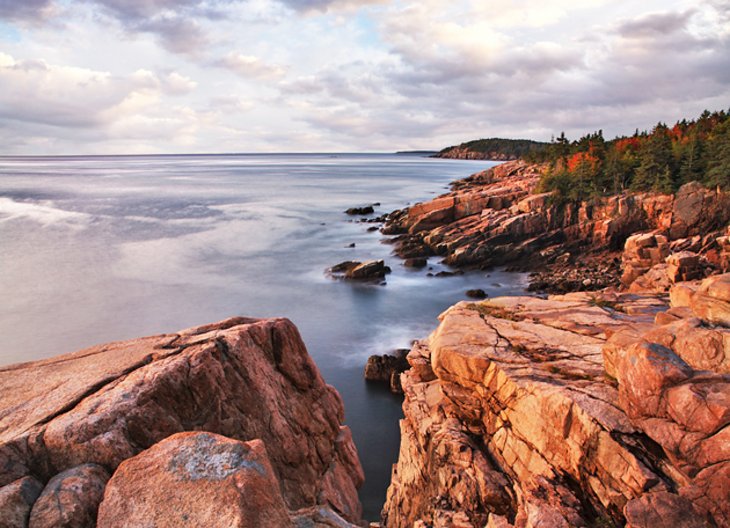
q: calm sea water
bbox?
[0,153,528,519]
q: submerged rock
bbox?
[403,257,427,268]
[345,205,375,215]
[465,289,487,299]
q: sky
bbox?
[0,0,728,154]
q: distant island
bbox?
[433,137,549,160]
[395,150,439,156]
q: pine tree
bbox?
[677,131,705,185]
[705,118,730,189]
[632,123,676,192]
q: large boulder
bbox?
[327,260,391,281]
[691,274,730,326]
[0,317,363,525]
[621,232,669,287]
[97,432,292,528]
[666,251,703,283]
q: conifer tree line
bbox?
[527,109,730,202]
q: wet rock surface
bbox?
[0,317,364,526]
[328,260,392,281]
[346,205,375,215]
[382,278,730,527]
[364,350,410,394]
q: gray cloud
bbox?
[133,15,209,55]
[617,10,694,38]
[277,0,383,12]
[0,0,54,22]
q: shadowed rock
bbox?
[0,476,43,528]
[364,349,410,394]
[29,464,109,528]
[327,260,391,281]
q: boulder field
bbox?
[0,317,364,527]
[381,274,730,527]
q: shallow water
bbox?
[0,153,528,519]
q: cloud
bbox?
[0,52,204,152]
[272,1,730,151]
[0,0,230,55]
[276,0,385,13]
[162,72,198,95]
[1,0,729,154]
[215,52,286,79]
[208,95,254,113]
[618,10,695,38]
[0,53,130,128]
[132,15,209,55]
[0,0,55,23]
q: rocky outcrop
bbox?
[383,160,730,293]
[346,205,375,215]
[364,350,410,394]
[328,260,392,281]
[0,317,363,526]
[382,280,729,527]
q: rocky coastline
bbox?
[374,160,729,527]
[382,278,730,527]
[382,160,730,293]
[2,159,729,527]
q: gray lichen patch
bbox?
[168,433,265,481]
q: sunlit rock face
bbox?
[384,161,730,293]
[383,282,729,527]
[0,317,364,527]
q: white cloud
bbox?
[215,52,286,79]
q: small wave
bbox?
[0,197,90,229]
[337,321,433,368]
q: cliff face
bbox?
[382,276,730,527]
[0,317,363,527]
[383,161,730,291]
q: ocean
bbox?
[0,153,528,519]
